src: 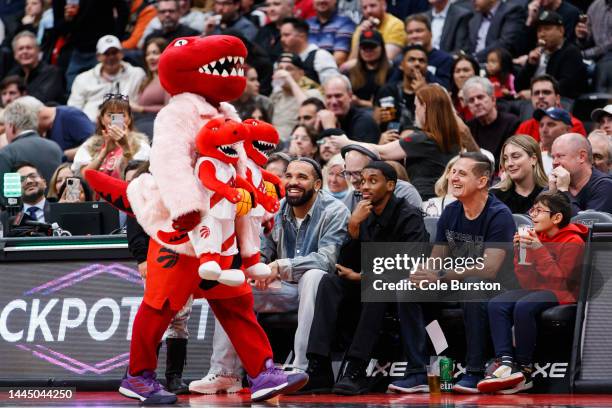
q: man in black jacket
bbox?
[426,0,472,53]
[467,0,525,62]
[515,11,587,99]
[301,161,429,395]
[8,31,65,104]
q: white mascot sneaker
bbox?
[245,263,271,279]
[199,261,222,280]
[218,269,245,286]
[189,373,242,394]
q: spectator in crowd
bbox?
[131,37,171,139]
[8,31,64,104]
[270,52,324,142]
[56,175,93,203]
[53,0,130,90]
[303,162,428,395]
[306,0,356,65]
[316,127,342,165]
[463,77,520,166]
[240,0,268,28]
[386,0,429,22]
[467,0,525,62]
[67,35,146,122]
[280,17,340,85]
[72,94,150,179]
[205,0,258,41]
[17,96,94,162]
[450,53,479,121]
[0,75,26,107]
[492,135,548,214]
[374,44,429,131]
[195,158,349,392]
[297,97,326,130]
[0,99,62,200]
[265,151,292,178]
[13,162,51,223]
[591,105,612,136]
[426,0,472,53]
[288,125,320,159]
[339,85,465,201]
[144,0,200,45]
[121,0,158,50]
[588,130,612,174]
[574,0,612,92]
[254,0,295,62]
[346,30,391,109]
[322,153,350,199]
[422,154,458,217]
[402,14,453,89]
[389,151,516,394]
[485,48,515,99]
[345,0,406,67]
[140,0,206,47]
[525,0,580,43]
[339,144,422,210]
[47,162,74,202]
[321,75,380,143]
[534,106,572,173]
[515,11,587,100]
[549,133,612,214]
[515,75,585,141]
[231,64,273,121]
[478,191,587,395]
[15,0,46,36]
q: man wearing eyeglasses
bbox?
[15,163,50,222]
[340,144,422,212]
[143,0,200,46]
[0,99,62,206]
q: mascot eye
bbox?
[174,39,188,47]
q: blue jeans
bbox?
[396,302,430,375]
[488,289,558,365]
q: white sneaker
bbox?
[245,263,271,279]
[189,373,242,394]
[199,261,221,280]
[218,269,245,286]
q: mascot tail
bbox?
[83,169,134,216]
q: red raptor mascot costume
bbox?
[85,36,307,405]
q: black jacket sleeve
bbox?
[126,216,149,264]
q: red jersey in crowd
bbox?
[516,116,586,142]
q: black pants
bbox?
[307,273,361,358]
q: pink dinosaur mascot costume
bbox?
[84,36,307,405]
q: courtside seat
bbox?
[540,304,577,330]
[258,312,298,329]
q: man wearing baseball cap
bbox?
[516,10,587,99]
[591,105,612,136]
[534,106,573,173]
[67,35,145,121]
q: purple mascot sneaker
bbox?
[119,370,178,405]
[248,359,309,402]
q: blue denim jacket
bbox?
[261,190,350,282]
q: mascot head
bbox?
[196,118,247,165]
[242,119,280,167]
[159,35,247,103]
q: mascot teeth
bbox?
[198,56,246,76]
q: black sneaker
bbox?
[332,359,370,396]
[477,358,524,393]
[166,374,190,395]
[497,365,534,394]
[294,355,335,394]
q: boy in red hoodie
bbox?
[477,191,588,394]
